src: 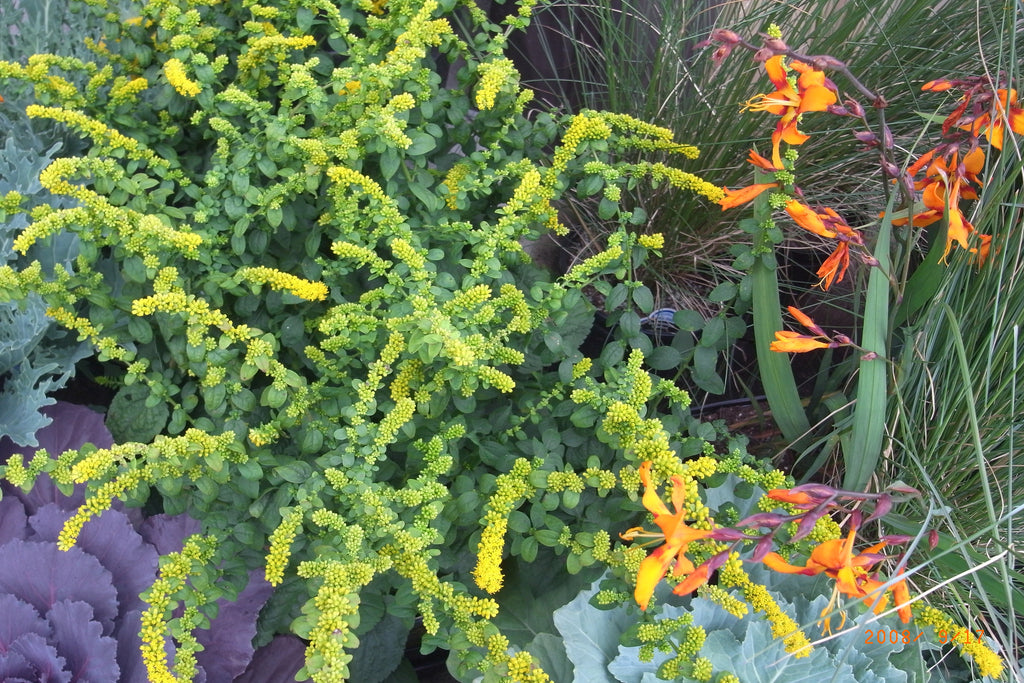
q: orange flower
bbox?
[763,527,912,624]
[767,488,817,506]
[894,147,985,262]
[770,331,831,353]
[622,462,713,609]
[770,306,850,353]
[743,55,838,168]
[967,88,1024,150]
[785,200,864,289]
[718,182,778,210]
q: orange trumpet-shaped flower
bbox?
[622,462,713,609]
[770,306,850,353]
[762,527,912,623]
[894,147,986,262]
[718,182,778,210]
[770,331,831,353]
[966,88,1024,150]
[785,200,864,289]
[743,55,838,168]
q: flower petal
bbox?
[719,182,778,210]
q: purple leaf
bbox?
[0,593,49,648]
[234,635,307,683]
[6,631,71,683]
[0,495,28,545]
[47,600,120,683]
[29,505,159,618]
[0,539,119,635]
[194,573,274,683]
[138,514,202,555]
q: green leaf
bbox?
[708,282,737,303]
[106,384,169,443]
[631,286,654,314]
[843,211,892,490]
[380,148,401,180]
[645,345,681,371]
[553,576,635,683]
[597,197,618,219]
[749,171,811,446]
[346,614,409,683]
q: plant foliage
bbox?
[0,0,740,680]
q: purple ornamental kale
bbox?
[0,402,274,682]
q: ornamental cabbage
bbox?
[0,402,274,682]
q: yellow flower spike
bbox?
[163,58,201,97]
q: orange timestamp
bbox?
[863,628,989,646]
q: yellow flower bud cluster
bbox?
[636,161,726,203]
[914,606,1004,679]
[163,58,201,97]
[474,58,517,111]
[138,536,214,683]
[473,458,536,593]
[718,553,811,657]
[237,265,329,301]
[38,88,157,161]
[236,34,316,78]
[59,468,147,550]
[551,112,612,173]
[369,397,416,460]
[109,75,149,105]
[294,560,364,683]
[476,366,515,393]
[442,162,471,209]
[701,584,749,618]
[638,232,665,250]
[265,508,303,585]
[329,240,394,278]
[326,166,404,233]
[562,240,623,285]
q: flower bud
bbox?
[854,130,879,146]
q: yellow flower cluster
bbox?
[238,265,329,301]
[562,241,623,284]
[110,75,149,105]
[638,232,665,250]
[474,58,517,110]
[236,34,316,75]
[59,468,147,551]
[326,166,404,230]
[637,162,725,203]
[477,365,515,393]
[442,162,471,209]
[330,240,393,276]
[914,605,1004,679]
[552,112,612,173]
[505,651,551,682]
[131,214,203,257]
[163,58,201,97]
[265,508,303,585]
[390,237,426,272]
[701,584,749,618]
[370,397,415,458]
[718,553,812,656]
[473,458,535,593]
